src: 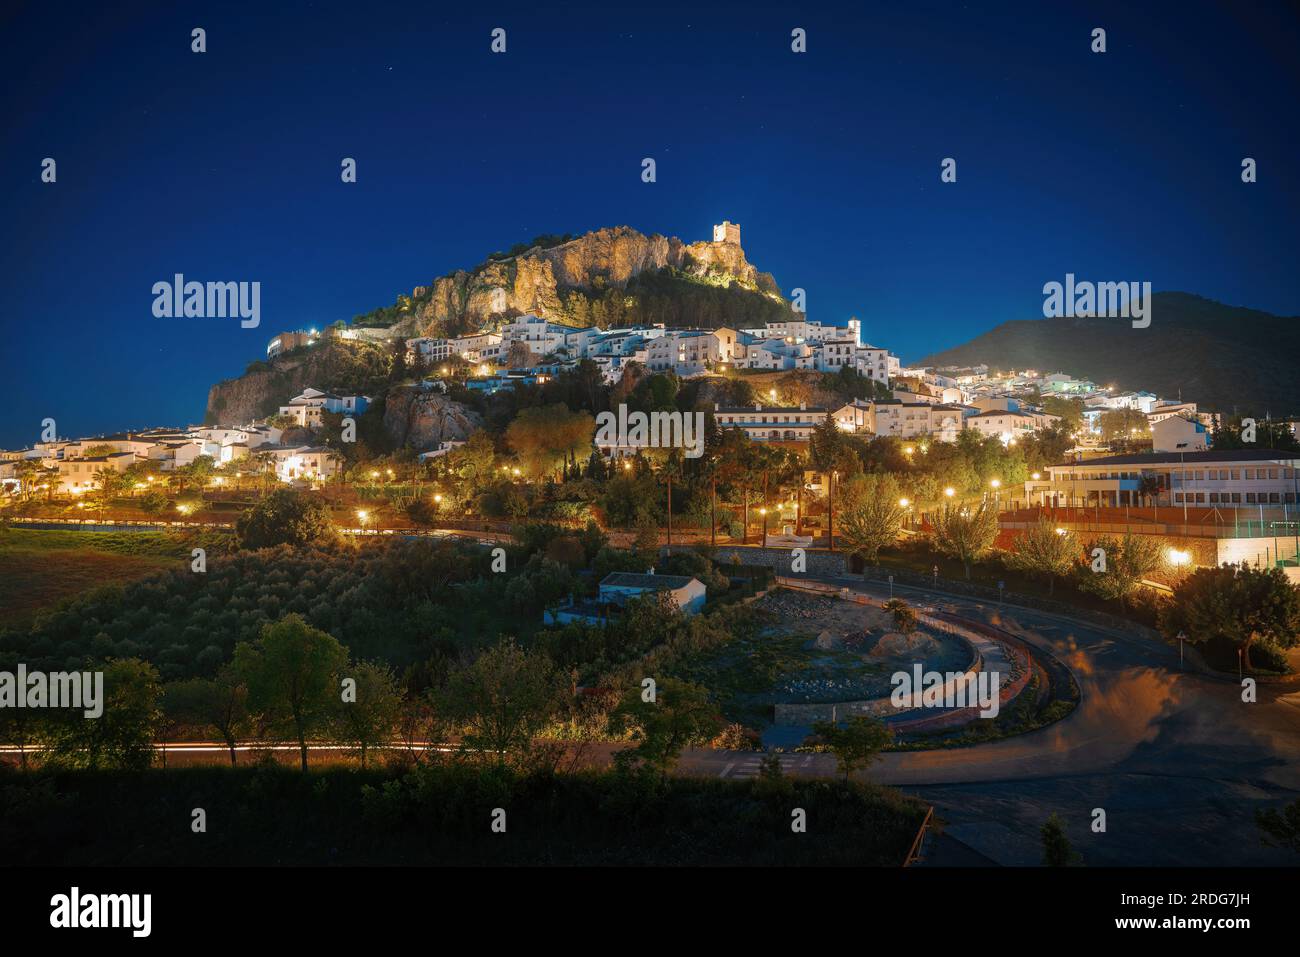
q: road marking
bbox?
[718,761,735,778]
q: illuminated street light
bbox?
[990,479,1001,489]
[944,487,955,498]
[1167,548,1191,566]
[898,497,909,508]
[1031,472,1041,481]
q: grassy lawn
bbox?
[0,528,222,631]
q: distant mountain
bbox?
[919,293,1300,416]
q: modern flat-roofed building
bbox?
[1030,449,1299,509]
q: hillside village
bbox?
[3,222,1299,581]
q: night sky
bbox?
[2,1,1297,448]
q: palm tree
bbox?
[252,451,279,493]
[92,467,125,520]
[1137,473,1162,508]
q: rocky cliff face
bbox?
[382,387,484,450]
[206,354,310,426]
[394,225,779,337]
[206,339,394,425]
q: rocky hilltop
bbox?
[206,221,794,436]
[373,224,785,338]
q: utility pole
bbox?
[796,480,803,536]
[666,473,672,548]
[710,475,716,548]
[828,469,836,551]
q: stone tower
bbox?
[712,220,741,246]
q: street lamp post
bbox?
[760,507,768,549]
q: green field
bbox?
[0,528,228,631]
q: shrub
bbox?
[235,490,339,550]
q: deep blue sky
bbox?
[2,1,1297,447]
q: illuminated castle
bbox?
[712,220,741,245]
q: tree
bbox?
[0,699,42,770]
[177,454,217,492]
[251,450,280,492]
[438,638,566,768]
[837,473,907,564]
[446,431,496,500]
[1005,520,1080,595]
[235,488,339,550]
[1041,813,1081,866]
[1161,563,1300,672]
[609,678,722,778]
[46,658,162,771]
[1040,396,1083,433]
[883,598,918,634]
[162,667,250,767]
[809,716,892,782]
[505,340,534,369]
[506,403,595,480]
[14,459,55,502]
[1136,473,1163,507]
[92,467,126,517]
[233,614,350,771]
[1077,533,1164,605]
[930,501,1000,579]
[335,660,403,768]
[1256,799,1300,855]
[1098,408,1148,442]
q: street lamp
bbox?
[944,487,955,498]
[357,509,369,533]
[760,507,769,548]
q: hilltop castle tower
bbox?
[712,220,741,246]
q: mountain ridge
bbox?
[919,292,1300,415]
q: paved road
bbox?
[809,576,1300,865]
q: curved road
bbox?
[690,575,1300,866]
